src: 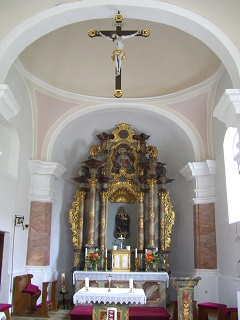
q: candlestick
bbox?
[61,273,66,293]
[129,278,133,293]
[107,274,112,292]
[85,276,89,290]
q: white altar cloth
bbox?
[73,271,169,287]
[73,287,146,305]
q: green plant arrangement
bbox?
[86,249,102,271]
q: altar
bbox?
[73,271,169,307]
[73,287,146,320]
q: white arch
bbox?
[0,1,240,86]
[43,103,204,162]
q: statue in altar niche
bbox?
[114,206,130,239]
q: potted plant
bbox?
[112,240,118,250]
[125,240,131,250]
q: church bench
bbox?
[34,281,52,318]
[0,304,11,320]
[69,306,171,320]
[198,302,227,320]
[12,274,41,316]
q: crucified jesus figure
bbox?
[96,30,141,76]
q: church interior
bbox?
[1,1,240,319]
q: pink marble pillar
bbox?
[26,201,52,266]
[194,203,217,269]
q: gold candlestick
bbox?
[135,257,140,272]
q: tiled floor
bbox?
[11,309,71,320]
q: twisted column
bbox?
[99,191,108,250]
[146,178,157,247]
[137,192,145,250]
[87,177,98,245]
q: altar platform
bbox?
[73,271,169,307]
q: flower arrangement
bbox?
[86,249,102,271]
[144,251,160,271]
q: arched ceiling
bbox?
[18,18,221,98]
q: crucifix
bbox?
[88,12,150,98]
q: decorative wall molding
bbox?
[180,160,216,204]
[29,160,66,202]
[213,89,240,127]
[0,84,20,123]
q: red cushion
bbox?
[198,302,227,309]
[36,300,52,309]
[69,306,93,316]
[221,308,238,314]
[129,307,171,319]
[0,304,11,312]
[22,283,40,296]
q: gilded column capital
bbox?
[138,192,145,203]
[75,190,86,202]
[100,191,108,200]
[146,178,157,190]
[87,178,98,188]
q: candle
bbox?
[85,247,87,257]
[145,249,147,254]
[156,247,158,252]
[105,248,108,258]
[61,273,66,292]
[129,278,133,289]
[85,277,89,288]
[135,248,137,258]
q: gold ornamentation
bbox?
[115,13,123,23]
[88,178,98,188]
[114,89,123,98]
[88,238,94,245]
[89,145,102,157]
[89,209,95,219]
[68,190,86,249]
[111,123,136,143]
[101,218,106,228]
[141,29,150,37]
[146,146,158,158]
[107,179,139,203]
[149,210,155,221]
[139,218,144,229]
[161,190,175,250]
[79,217,83,228]
[88,29,97,37]
[139,192,145,203]
[146,178,157,190]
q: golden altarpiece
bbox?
[69,123,175,271]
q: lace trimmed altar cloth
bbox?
[73,287,146,305]
[73,271,169,287]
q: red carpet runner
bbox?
[69,306,171,320]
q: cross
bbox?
[88,12,150,98]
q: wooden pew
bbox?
[12,274,41,316]
[51,280,58,310]
[35,282,52,318]
[34,280,58,317]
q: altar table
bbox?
[73,271,169,307]
[73,287,146,320]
